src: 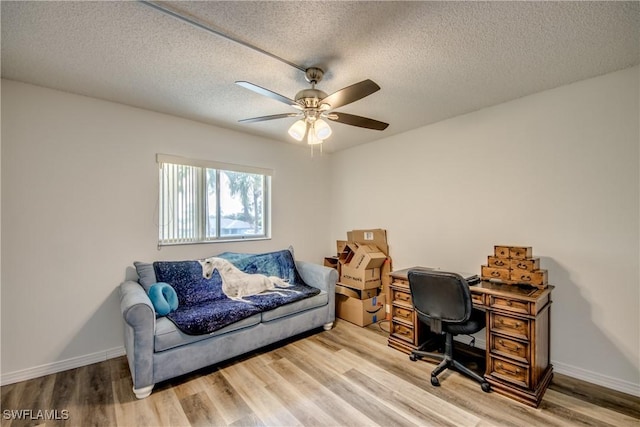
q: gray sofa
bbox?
[119,260,337,399]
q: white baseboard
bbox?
[0,346,126,386]
[552,360,640,397]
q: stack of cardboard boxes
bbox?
[324,229,392,327]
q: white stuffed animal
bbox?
[198,257,299,303]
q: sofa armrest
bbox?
[119,281,155,390]
[296,261,337,325]
[296,260,337,293]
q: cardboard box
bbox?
[338,242,359,265]
[336,283,379,299]
[340,265,381,289]
[336,286,386,327]
[336,240,348,257]
[349,244,387,270]
[323,256,339,269]
[347,229,389,256]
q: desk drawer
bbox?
[391,322,414,343]
[491,313,529,340]
[487,256,509,268]
[481,266,510,281]
[393,289,413,306]
[490,296,530,315]
[490,334,529,364]
[392,306,414,323]
[488,357,530,388]
[471,292,485,306]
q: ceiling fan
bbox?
[236,67,389,146]
[137,2,388,147]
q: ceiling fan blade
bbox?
[239,113,301,123]
[320,79,381,110]
[327,112,389,130]
[235,81,301,109]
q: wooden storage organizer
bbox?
[481,245,548,289]
[388,267,554,407]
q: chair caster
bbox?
[409,353,418,362]
[430,376,440,387]
[481,382,491,393]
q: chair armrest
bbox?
[296,260,337,293]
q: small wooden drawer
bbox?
[391,322,414,343]
[494,246,511,258]
[487,256,509,268]
[489,357,530,388]
[392,306,413,323]
[394,278,409,287]
[491,313,529,340]
[490,334,529,363]
[509,269,548,287]
[490,296,530,315]
[481,266,510,281]
[471,292,485,306]
[510,257,540,272]
[509,246,533,259]
[393,289,412,306]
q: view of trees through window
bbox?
[206,170,265,238]
[159,159,268,245]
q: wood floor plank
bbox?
[268,356,364,426]
[220,361,301,426]
[542,388,640,427]
[180,390,226,427]
[268,350,377,427]
[76,362,117,426]
[1,319,638,427]
[111,376,161,427]
[203,370,255,425]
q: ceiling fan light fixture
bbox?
[314,119,332,140]
[307,124,323,145]
[288,119,307,141]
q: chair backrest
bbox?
[407,269,473,327]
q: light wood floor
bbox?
[2,319,639,427]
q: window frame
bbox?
[157,154,272,246]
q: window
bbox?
[157,154,271,245]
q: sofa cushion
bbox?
[261,290,328,322]
[154,312,261,352]
[153,261,225,306]
[133,261,157,292]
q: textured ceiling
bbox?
[2,1,639,152]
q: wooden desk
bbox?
[388,267,554,407]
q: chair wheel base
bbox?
[431,376,440,387]
[409,353,418,362]
[481,382,491,393]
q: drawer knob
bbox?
[506,301,512,306]
[497,362,521,376]
[498,339,522,351]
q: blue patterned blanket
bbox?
[154,249,320,335]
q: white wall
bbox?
[0,80,331,378]
[330,66,640,395]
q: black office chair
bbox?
[408,269,491,392]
